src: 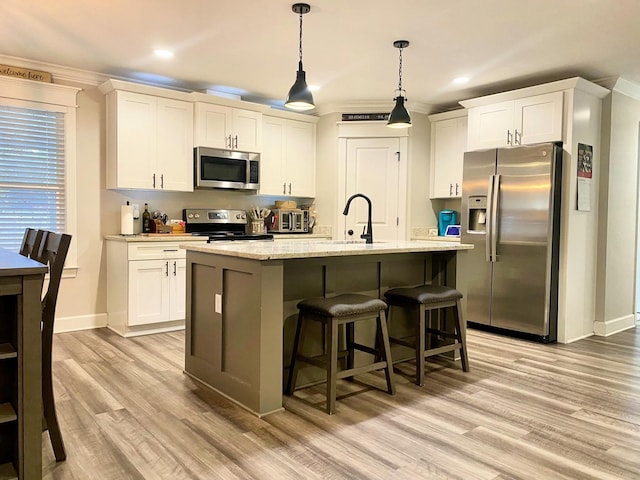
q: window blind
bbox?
[0,104,65,252]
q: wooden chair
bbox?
[33,230,71,462]
[18,228,46,259]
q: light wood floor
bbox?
[42,326,640,479]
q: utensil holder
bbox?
[251,220,264,234]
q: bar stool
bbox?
[285,293,395,414]
[384,285,469,387]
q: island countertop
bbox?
[181,239,472,261]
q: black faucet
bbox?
[343,193,373,244]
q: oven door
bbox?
[195,147,259,190]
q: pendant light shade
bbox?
[387,40,412,128]
[285,3,315,111]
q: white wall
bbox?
[557,87,604,343]
[595,79,640,335]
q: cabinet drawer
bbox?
[127,242,186,260]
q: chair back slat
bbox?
[33,232,72,336]
[19,228,47,259]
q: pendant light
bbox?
[387,40,412,128]
[285,3,315,111]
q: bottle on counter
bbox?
[142,203,151,233]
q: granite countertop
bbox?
[104,234,207,242]
[182,239,472,261]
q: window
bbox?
[0,76,79,270]
[0,105,66,251]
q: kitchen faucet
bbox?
[343,193,373,244]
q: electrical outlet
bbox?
[428,228,438,237]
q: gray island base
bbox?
[182,240,472,416]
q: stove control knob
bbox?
[194,213,200,219]
[187,213,193,219]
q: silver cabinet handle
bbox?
[449,183,453,196]
[162,249,178,252]
[455,183,459,196]
[283,182,287,194]
[165,261,169,277]
[153,173,156,189]
[514,129,521,145]
[234,135,238,149]
[288,183,291,195]
[160,174,164,189]
[507,130,513,145]
[173,261,177,276]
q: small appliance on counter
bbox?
[438,209,458,236]
[268,208,309,233]
[183,208,273,241]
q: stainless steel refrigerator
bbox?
[460,142,562,342]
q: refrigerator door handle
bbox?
[486,175,495,262]
[491,174,501,261]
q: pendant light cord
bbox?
[397,46,403,92]
[298,12,304,65]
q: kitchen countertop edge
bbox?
[181,240,473,261]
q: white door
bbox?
[515,91,563,145]
[344,138,400,242]
[232,109,262,152]
[286,120,316,197]
[128,259,169,326]
[156,97,194,192]
[169,258,187,321]
[467,100,514,150]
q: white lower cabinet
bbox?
[107,240,204,336]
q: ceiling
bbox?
[3,0,640,113]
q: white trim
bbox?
[337,121,410,138]
[593,314,636,337]
[54,313,108,333]
[562,332,595,344]
[0,82,80,268]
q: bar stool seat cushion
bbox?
[384,285,462,305]
[297,294,387,317]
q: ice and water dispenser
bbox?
[467,196,487,233]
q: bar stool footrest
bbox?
[424,343,461,357]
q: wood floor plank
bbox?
[42,326,640,479]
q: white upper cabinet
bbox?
[259,115,316,197]
[194,103,262,152]
[103,88,194,191]
[429,111,467,199]
[467,91,563,150]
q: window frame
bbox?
[0,76,80,275]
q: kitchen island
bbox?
[182,240,472,416]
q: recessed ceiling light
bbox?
[154,49,174,59]
[453,76,470,85]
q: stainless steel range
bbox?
[182,208,273,241]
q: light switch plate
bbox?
[214,294,222,314]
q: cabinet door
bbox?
[286,120,316,197]
[467,101,514,150]
[232,109,262,152]
[169,258,186,321]
[156,98,194,192]
[128,260,169,326]
[194,103,232,149]
[514,91,563,145]
[259,116,287,195]
[112,91,156,189]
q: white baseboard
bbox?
[593,314,636,337]
[54,313,108,333]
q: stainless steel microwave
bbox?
[194,146,260,190]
